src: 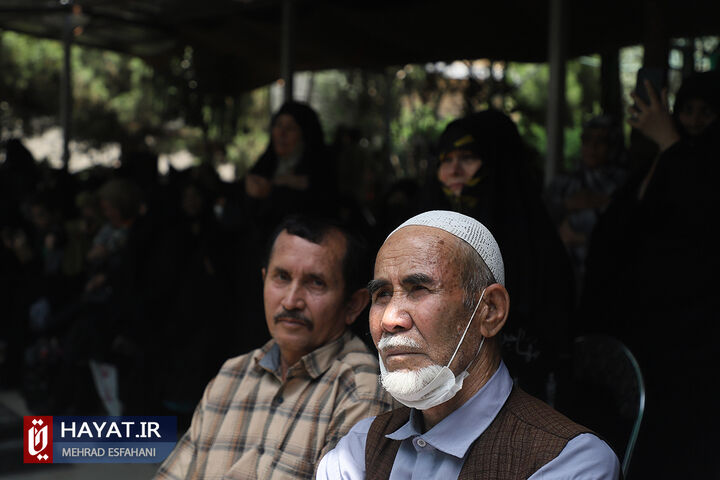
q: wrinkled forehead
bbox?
[375,226,463,274]
[382,210,505,285]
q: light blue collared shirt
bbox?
[317,362,620,479]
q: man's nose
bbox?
[380,298,413,333]
[281,282,305,310]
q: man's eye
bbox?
[373,290,391,302]
[312,279,325,288]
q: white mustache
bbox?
[378,335,421,351]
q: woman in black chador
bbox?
[244,101,337,229]
[233,102,340,351]
[580,71,720,477]
[418,110,575,401]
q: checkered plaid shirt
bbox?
[154,330,395,480]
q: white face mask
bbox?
[378,289,486,410]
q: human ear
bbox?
[344,288,370,325]
[261,268,267,282]
[478,284,509,338]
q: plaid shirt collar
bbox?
[254,330,354,381]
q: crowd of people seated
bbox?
[1,69,718,477]
[1,144,246,426]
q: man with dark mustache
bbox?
[155,215,395,480]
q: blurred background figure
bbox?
[414,110,575,402]
[545,115,627,287]
[60,178,152,412]
[147,176,235,431]
[673,70,719,141]
[580,70,720,478]
[244,101,337,225]
[234,102,342,343]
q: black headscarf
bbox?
[250,101,330,183]
[673,70,720,139]
[430,109,542,235]
[420,110,575,398]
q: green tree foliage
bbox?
[508,57,602,172]
[1,31,272,167]
[0,31,63,132]
[3,29,633,186]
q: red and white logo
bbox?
[23,416,53,463]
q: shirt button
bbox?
[273,396,284,406]
[416,438,427,448]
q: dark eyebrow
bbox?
[306,273,326,284]
[401,273,434,287]
[367,279,389,295]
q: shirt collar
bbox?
[386,361,513,458]
[254,330,354,380]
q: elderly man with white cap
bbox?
[317,210,619,479]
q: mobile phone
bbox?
[635,67,667,105]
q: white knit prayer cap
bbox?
[387,210,505,286]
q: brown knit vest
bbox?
[365,388,591,480]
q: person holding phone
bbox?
[580,69,720,477]
[630,70,719,153]
[629,70,679,153]
[628,70,719,199]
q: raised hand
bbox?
[628,79,680,152]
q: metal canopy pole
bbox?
[601,48,622,120]
[545,0,567,186]
[280,0,295,102]
[59,7,74,171]
[626,0,669,169]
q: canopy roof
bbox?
[1,0,719,92]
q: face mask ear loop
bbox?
[446,288,486,369]
[464,336,486,373]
